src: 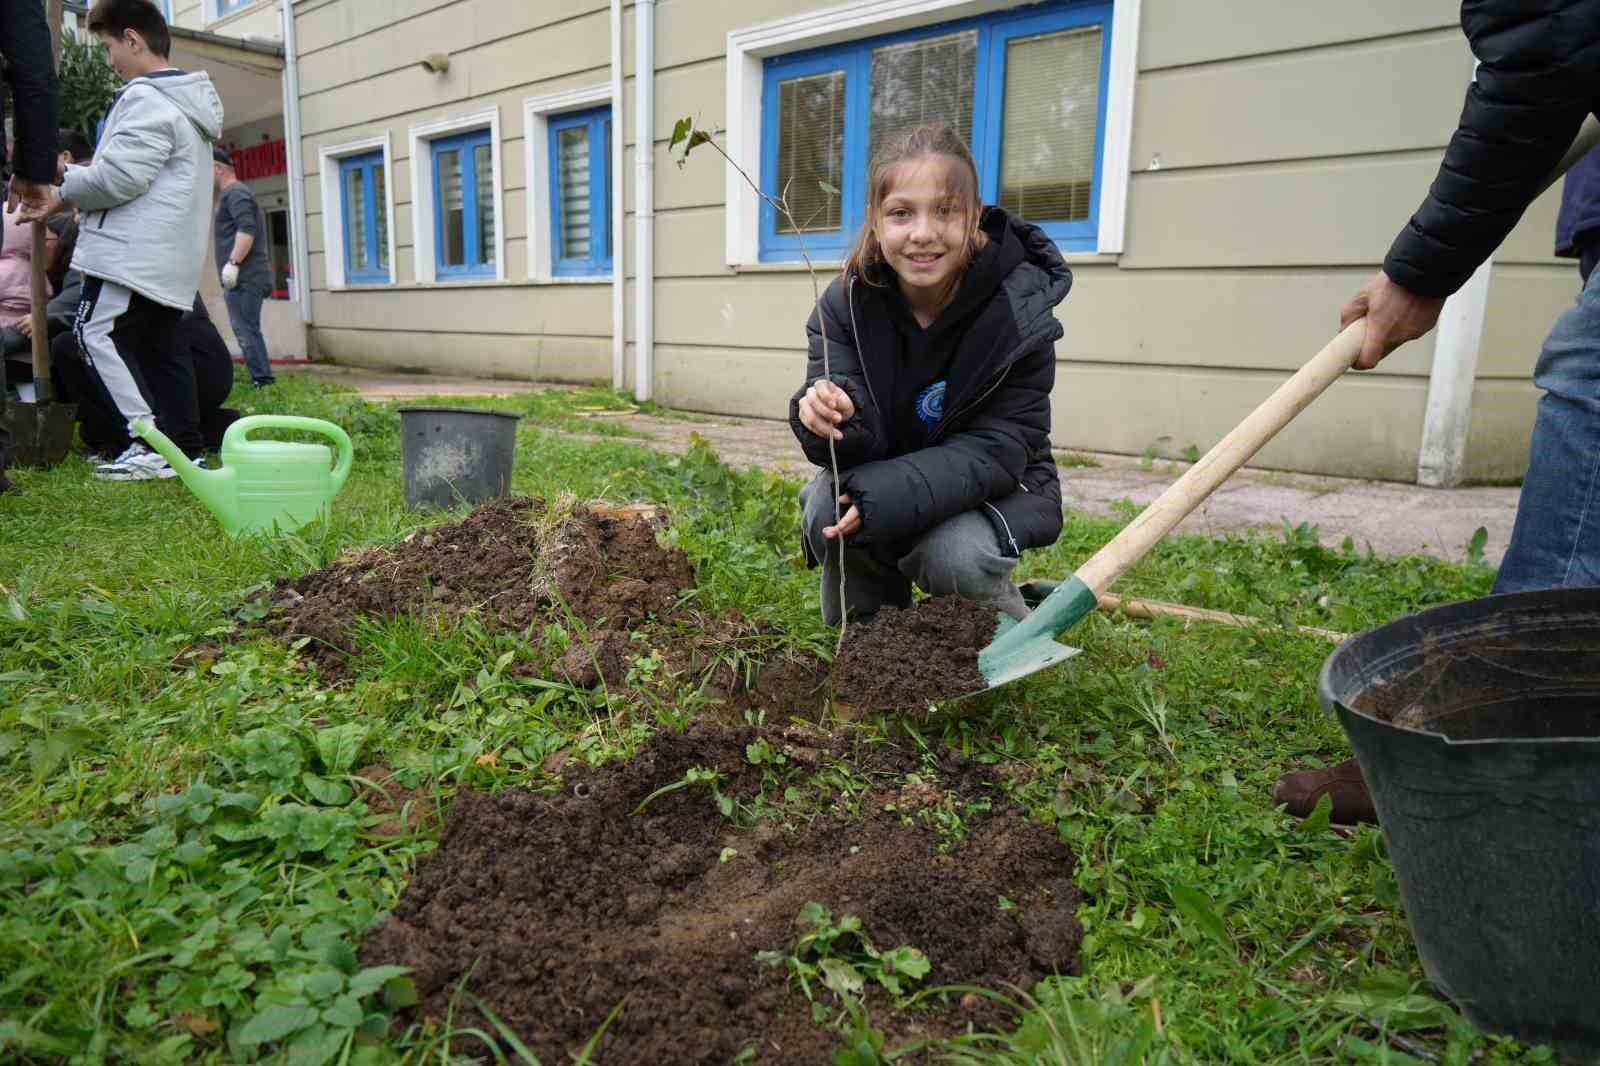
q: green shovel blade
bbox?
[974,574,1098,690]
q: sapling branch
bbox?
[671,118,849,657]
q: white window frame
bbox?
[408,107,506,284]
[523,85,614,284]
[203,0,266,23]
[318,133,397,291]
[723,0,1140,267]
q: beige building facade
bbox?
[274,0,1572,484]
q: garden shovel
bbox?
[974,319,1369,691]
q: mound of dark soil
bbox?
[831,597,997,711]
[266,498,826,714]
[359,723,1082,1064]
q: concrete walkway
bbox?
[293,364,1519,565]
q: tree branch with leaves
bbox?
[670,116,851,655]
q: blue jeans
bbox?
[1495,265,1600,592]
[223,286,273,384]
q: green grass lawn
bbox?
[2,374,1546,1065]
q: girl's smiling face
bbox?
[873,156,972,307]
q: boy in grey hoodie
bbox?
[22,0,223,481]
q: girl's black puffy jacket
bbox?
[789,207,1070,562]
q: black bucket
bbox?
[1320,587,1600,1060]
[398,406,519,511]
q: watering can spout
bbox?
[131,419,237,524]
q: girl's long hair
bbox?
[841,124,987,287]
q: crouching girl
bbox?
[790,124,1071,624]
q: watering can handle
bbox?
[1073,319,1367,597]
[223,415,355,493]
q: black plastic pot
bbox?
[1320,587,1600,1060]
[398,406,519,511]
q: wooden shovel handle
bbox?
[1074,319,1367,596]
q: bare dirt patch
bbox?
[359,722,1082,1064]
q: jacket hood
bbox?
[131,70,224,141]
[982,207,1073,339]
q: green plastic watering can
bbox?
[133,415,353,537]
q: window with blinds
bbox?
[345,167,368,271]
[438,148,465,267]
[869,31,976,163]
[759,2,1113,260]
[430,128,497,277]
[550,106,614,276]
[339,150,388,284]
[373,163,389,270]
[557,125,592,258]
[999,26,1102,222]
[774,71,844,234]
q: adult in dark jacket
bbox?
[0,0,61,492]
[790,126,1068,625]
[1276,0,1600,827]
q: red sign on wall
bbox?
[223,137,287,180]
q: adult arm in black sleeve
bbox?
[1384,7,1600,297]
[1,0,60,184]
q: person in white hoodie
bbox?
[21,0,223,481]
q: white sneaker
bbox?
[94,443,177,481]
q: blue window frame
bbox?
[759,0,1113,260]
[431,128,497,279]
[549,107,613,277]
[338,151,389,285]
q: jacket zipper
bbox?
[984,501,1021,556]
[928,364,1011,444]
[845,275,884,416]
[96,207,112,229]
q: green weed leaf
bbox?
[315,724,367,775]
[302,772,354,806]
[285,1022,346,1065]
[348,964,411,999]
[820,958,865,998]
[238,728,304,785]
[304,969,345,1002]
[1167,881,1234,960]
[879,945,930,983]
[382,976,419,1009]
[321,993,365,1029]
[238,1002,318,1045]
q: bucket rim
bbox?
[396,405,523,420]
[1319,585,1600,746]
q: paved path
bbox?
[294,365,1519,565]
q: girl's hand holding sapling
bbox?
[822,494,861,540]
[798,378,856,441]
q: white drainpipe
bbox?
[1416,258,1492,487]
[633,0,656,402]
[610,0,625,390]
[279,0,312,327]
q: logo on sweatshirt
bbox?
[915,380,946,432]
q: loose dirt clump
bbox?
[265,498,825,715]
[359,722,1082,1064]
[831,597,997,711]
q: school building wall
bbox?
[286,0,1569,483]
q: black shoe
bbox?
[252,378,276,388]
